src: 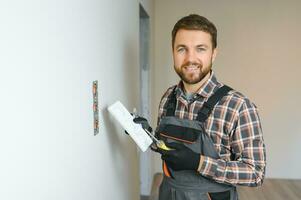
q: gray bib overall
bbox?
[157,85,238,200]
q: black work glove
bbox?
[133,116,153,133]
[159,142,200,171]
[124,115,153,135]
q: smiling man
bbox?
[153,14,267,200]
[173,29,216,92]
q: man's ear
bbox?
[212,48,218,63]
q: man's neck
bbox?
[183,72,211,94]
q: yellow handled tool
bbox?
[156,140,172,151]
[144,129,172,151]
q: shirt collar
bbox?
[175,71,221,99]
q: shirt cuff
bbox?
[197,155,219,178]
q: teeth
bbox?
[186,65,198,68]
[185,65,198,70]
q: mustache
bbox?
[181,62,202,68]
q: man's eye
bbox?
[177,48,185,52]
[197,48,206,52]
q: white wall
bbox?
[0,0,153,200]
[152,0,301,179]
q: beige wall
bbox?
[152,0,301,179]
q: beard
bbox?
[174,61,212,84]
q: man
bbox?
[136,14,266,200]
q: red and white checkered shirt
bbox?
[157,71,266,186]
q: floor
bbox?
[237,178,301,200]
[144,173,301,200]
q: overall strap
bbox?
[165,86,177,116]
[196,85,232,122]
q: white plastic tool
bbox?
[108,101,153,152]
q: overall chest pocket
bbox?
[157,124,201,144]
[156,117,207,153]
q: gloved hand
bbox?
[159,142,200,171]
[133,116,153,133]
[124,115,153,135]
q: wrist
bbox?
[197,155,205,172]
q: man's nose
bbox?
[185,50,197,63]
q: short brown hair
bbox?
[172,14,217,49]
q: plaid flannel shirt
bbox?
[157,71,266,187]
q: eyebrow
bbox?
[196,44,209,48]
[175,44,209,49]
[175,44,187,49]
